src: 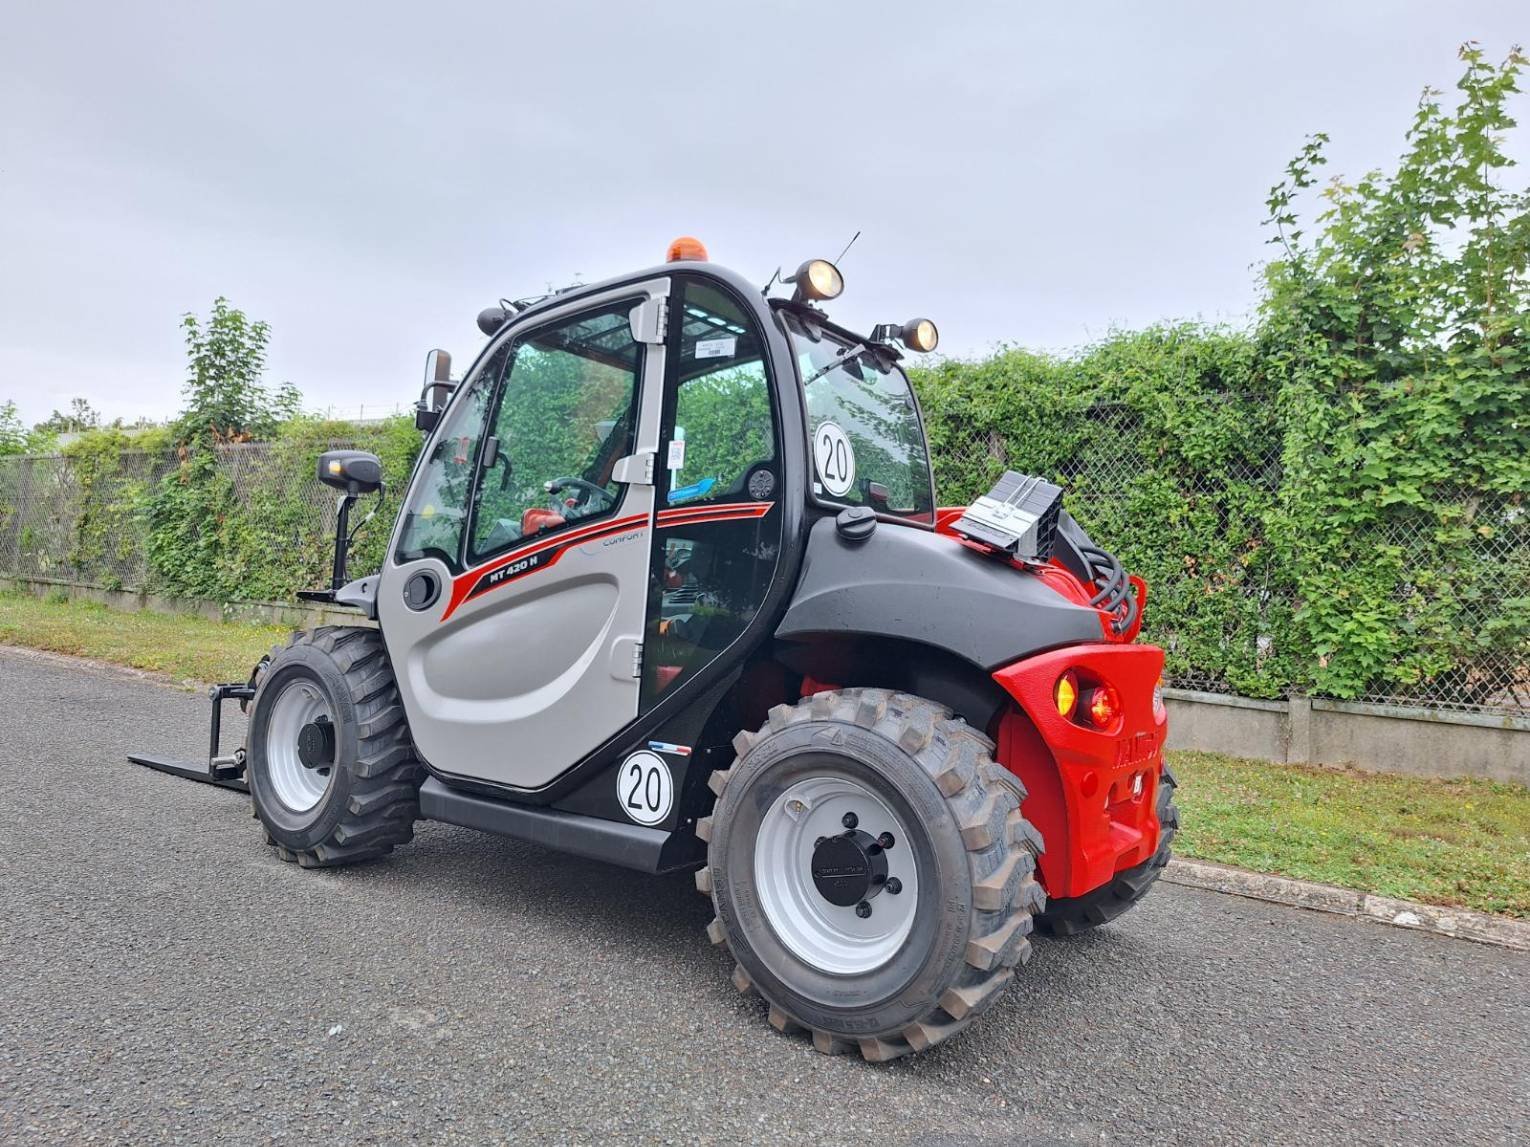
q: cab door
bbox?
[378,279,669,791]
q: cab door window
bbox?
[469,304,643,564]
[642,279,781,709]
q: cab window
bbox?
[469,304,643,563]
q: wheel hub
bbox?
[810,829,888,907]
[297,717,335,770]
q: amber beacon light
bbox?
[666,236,709,262]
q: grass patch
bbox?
[0,590,290,686]
[2,592,1525,917]
[1170,750,1530,917]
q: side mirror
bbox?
[424,349,453,409]
[317,449,383,494]
[415,349,455,432]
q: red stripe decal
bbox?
[441,512,648,620]
[657,501,774,529]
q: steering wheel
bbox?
[544,476,617,515]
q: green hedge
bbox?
[912,326,1301,698]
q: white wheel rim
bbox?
[754,775,920,976]
[265,679,334,813]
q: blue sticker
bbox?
[667,477,717,504]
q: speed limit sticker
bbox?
[617,751,674,826]
[813,421,856,497]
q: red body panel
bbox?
[992,643,1167,898]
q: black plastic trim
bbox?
[418,777,695,872]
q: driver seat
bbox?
[521,507,565,537]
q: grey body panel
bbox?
[376,278,670,791]
[776,517,1104,670]
[335,574,378,619]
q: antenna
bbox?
[833,230,861,266]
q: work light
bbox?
[789,258,844,302]
[901,318,939,353]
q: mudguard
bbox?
[775,516,1105,671]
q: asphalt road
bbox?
[1,647,1526,1146]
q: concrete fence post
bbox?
[1287,694,1313,764]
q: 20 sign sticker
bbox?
[814,421,855,497]
[617,751,674,826]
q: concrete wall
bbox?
[0,574,369,630]
[1165,688,1529,787]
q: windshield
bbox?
[782,311,934,522]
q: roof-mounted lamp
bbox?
[786,258,844,303]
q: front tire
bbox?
[698,689,1046,1062]
[247,627,423,867]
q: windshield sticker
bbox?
[667,438,687,470]
[695,336,736,360]
[814,421,856,497]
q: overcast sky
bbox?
[2,1,1525,427]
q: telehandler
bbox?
[132,239,1177,1061]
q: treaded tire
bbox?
[1034,762,1179,936]
[247,626,423,868]
[697,688,1046,1062]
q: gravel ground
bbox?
[1,646,1526,1145]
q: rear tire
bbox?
[247,626,423,868]
[698,689,1046,1062]
[1034,762,1179,936]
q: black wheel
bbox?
[1035,762,1179,936]
[697,689,1046,1062]
[247,626,423,868]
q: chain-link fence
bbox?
[0,450,174,588]
[2,422,1526,718]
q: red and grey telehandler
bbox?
[132,239,1177,1061]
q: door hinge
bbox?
[630,296,669,344]
[632,642,644,679]
[611,451,655,486]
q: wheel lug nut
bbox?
[855,901,872,918]
[878,832,895,850]
[886,877,902,895]
[842,811,858,830]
